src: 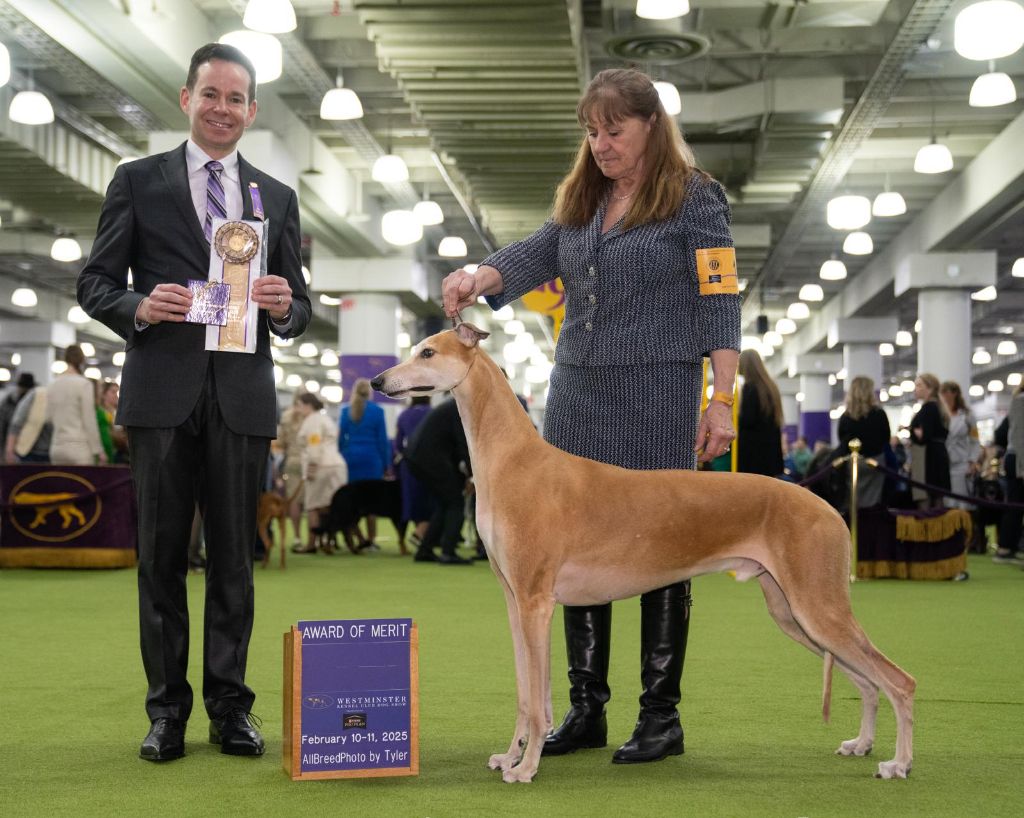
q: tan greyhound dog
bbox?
[371,323,915,784]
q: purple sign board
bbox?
[283,618,418,780]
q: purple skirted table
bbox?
[850,505,969,580]
[0,464,137,568]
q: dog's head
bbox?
[371,322,490,399]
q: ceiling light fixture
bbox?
[787,302,810,320]
[997,340,1018,355]
[654,81,681,115]
[954,1,1024,61]
[895,330,914,347]
[1007,373,1023,386]
[635,0,690,20]
[372,154,409,183]
[438,236,468,258]
[969,63,1017,106]
[972,347,992,365]
[243,0,297,34]
[218,31,282,83]
[51,236,82,262]
[872,191,907,217]
[970,285,997,301]
[988,379,1004,392]
[819,257,847,281]
[11,287,37,308]
[763,330,783,347]
[67,305,90,324]
[798,283,824,301]
[826,195,871,230]
[413,200,444,226]
[968,384,985,397]
[298,342,318,359]
[776,317,797,335]
[381,210,422,246]
[9,90,55,125]
[915,139,954,173]
[843,231,874,255]
[879,343,895,356]
[320,70,363,120]
[1012,257,1024,277]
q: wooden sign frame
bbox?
[283,622,419,780]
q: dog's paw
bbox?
[874,759,910,779]
[502,763,537,783]
[835,737,873,757]
[488,752,518,771]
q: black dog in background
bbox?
[320,480,407,555]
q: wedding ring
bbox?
[276,294,283,305]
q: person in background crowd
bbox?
[5,379,51,464]
[393,395,434,550]
[837,376,891,508]
[994,383,1024,564]
[76,42,311,763]
[294,393,347,554]
[736,348,784,477]
[0,372,37,462]
[403,396,474,566]
[440,67,740,764]
[909,373,951,509]
[940,380,981,510]
[787,435,812,478]
[96,382,128,464]
[46,345,106,466]
[277,388,308,553]
[339,378,390,550]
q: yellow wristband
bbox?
[711,391,734,407]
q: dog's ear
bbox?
[454,322,490,347]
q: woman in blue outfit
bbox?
[339,378,390,547]
[441,68,740,765]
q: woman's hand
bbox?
[695,401,736,463]
[441,265,503,318]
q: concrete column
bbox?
[789,353,842,448]
[0,319,76,386]
[338,292,402,434]
[894,251,996,393]
[827,316,897,390]
[918,289,972,391]
[844,343,882,388]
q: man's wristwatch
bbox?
[710,390,735,407]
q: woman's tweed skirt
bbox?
[544,361,702,472]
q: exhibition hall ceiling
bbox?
[0,0,1022,393]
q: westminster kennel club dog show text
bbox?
[288,618,418,779]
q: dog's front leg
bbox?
[488,572,530,773]
[502,597,554,784]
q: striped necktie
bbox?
[204,160,227,242]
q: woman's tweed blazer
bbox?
[482,173,742,364]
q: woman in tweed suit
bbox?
[443,68,741,764]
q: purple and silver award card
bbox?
[184,280,230,326]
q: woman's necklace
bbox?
[610,190,634,201]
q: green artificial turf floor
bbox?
[1,531,1022,818]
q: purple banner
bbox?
[800,411,832,449]
[340,354,401,405]
[783,423,798,446]
[0,464,136,550]
[298,618,413,774]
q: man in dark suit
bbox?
[78,43,311,763]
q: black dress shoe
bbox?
[437,553,473,565]
[413,549,437,562]
[209,709,265,756]
[139,717,185,762]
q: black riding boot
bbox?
[542,604,612,756]
[612,580,691,764]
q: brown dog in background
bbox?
[257,480,303,569]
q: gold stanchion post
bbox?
[848,438,861,582]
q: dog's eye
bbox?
[420,348,435,359]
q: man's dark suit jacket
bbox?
[78,142,311,438]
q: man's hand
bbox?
[252,275,292,321]
[695,401,736,463]
[137,283,192,325]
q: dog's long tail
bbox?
[822,651,834,723]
